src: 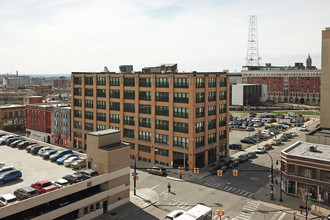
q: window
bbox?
[110,77,120,86]
[156,106,169,116]
[124,90,135,100]
[85,77,93,85]
[208,92,216,102]
[74,121,82,129]
[196,107,204,118]
[85,111,93,120]
[287,164,295,175]
[298,166,316,179]
[74,132,82,138]
[110,114,120,123]
[208,133,216,144]
[219,117,226,127]
[174,93,189,103]
[196,78,205,88]
[208,78,216,87]
[219,91,226,100]
[219,104,226,114]
[320,170,330,183]
[74,110,82,118]
[97,89,106,97]
[123,129,135,138]
[124,116,135,126]
[124,77,135,86]
[155,148,169,157]
[97,77,106,85]
[85,100,93,108]
[174,78,189,88]
[74,88,82,96]
[74,77,81,85]
[97,124,106,131]
[208,105,216,116]
[196,93,205,103]
[139,91,151,101]
[208,119,216,130]
[219,130,226,140]
[110,102,120,111]
[97,101,106,109]
[173,136,188,149]
[155,119,169,130]
[173,107,189,118]
[139,131,151,142]
[138,144,151,153]
[110,90,120,98]
[124,103,135,113]
[139,104,151,114]
[85,122,93,131]
[156,78,169,88]
[139,78,151,87]
[156,92,169,102]
[219,77,226,87]
[127,143,135,150]
[85,88,94,97]
[174,122,188,133]
[139,117,151,128]
[155,133,169,145]
[195,136,204,148]
[195,122,204,133]
[97,112,106,121]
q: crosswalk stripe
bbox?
[279,212,286,220]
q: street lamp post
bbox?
[280,168,283,202]
[266,152,274,200]
[134,156,137,195]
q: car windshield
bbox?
[7,197,17,203]
[43,182,52,187]
[258,147,264,150]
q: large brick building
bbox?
[71,64,230,169]
[242,56,321,105]
[0,105,26,132]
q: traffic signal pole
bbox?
[134,157,137,195]
[266,152,274,200]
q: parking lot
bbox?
[0,143,77,196]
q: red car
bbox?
[31,180,58,194]
[250,112,257,117]
[263,144,272,150]
[26,144,38,153]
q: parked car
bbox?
[255,147,266,154]
[246,126,255,131]
[0,169,22,184]
[53,179,70,188]
[299,126,307,131]
[166,210,187,220]
[237,154,249,162]
[147,167,167,176]
[227,158,239,168]
[63,157,80,167]
[0,166,15,174]
[271,138,281,146]
[62,173,84,184]
[77,169,99,180]
[240,138,255,144]
[316,124,320,128]
[14,186,39,200]
[50,149,73,162]
[6,137,21,146]
[247,152,257,159]
[31,145,45,154]
[280,135,288,142]
[289,131,298,137]
[263,144,272,150]
[31,180,58,193]
[70,158,87,169]
[0,194,18,207]
[0,135,15,145]
[26,144,39,153]
[0,133,6,138]
[38,147,53,156]
[56,154,78,165]
[229,144,242,150]
[249,112,257,117]
[10,140,24,148]
[17,141,32,149]
[43,149,58,159]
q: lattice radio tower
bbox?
[246,15,260,67]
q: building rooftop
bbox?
[307,127,330,137]
[88,129,120,137]
[0,104,25,109]
[282,141,330,162]
[27,102,69,108]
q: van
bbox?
[166,210,186,220]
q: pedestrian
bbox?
[167,183,171,193]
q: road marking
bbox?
[150,184,159,190]
[235,199,260,220]
[213,183,221,188]
[279,212,286,219]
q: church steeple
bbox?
[306,53,312,67]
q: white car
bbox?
[63,156,79,167]
[255,147,266,154]
[53,179,69,188]
[0,194,18,207]
[299,126,307,131]
[166,210,187,220]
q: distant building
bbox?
[281,141,330,206]
[26,102,69,143]
[227,72,243,85]
[0,105,26,132]
[3,76,30,87]
[230,84,267,106]
[242,56,321,105]
[30,77,43,85]
[0,89,37,105]
[25,85,53,98]
[53,76,70,89]
[51,106,71,148]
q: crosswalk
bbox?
[199,180,254,198]
[271,211,286,220]
[234,199,260,220]
[158,191,192,211]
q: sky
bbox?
[0,0,329,75]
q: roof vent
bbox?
[309,145,317,152]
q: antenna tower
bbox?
[246,15,260,67]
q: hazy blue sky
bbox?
[0,0,329,74]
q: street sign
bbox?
[308,200,312,206]
[132,172,138,176]
[268,182,275,186]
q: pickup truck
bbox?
[31,180,58,193]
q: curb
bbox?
[166,176,184,181]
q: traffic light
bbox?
[194,168,199,174]
[216,210,220,216]
[133,176,139,181]
[178,167,184,173]
[217,170,223,176]
[233,170,238,176]
[220,210,225,216]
